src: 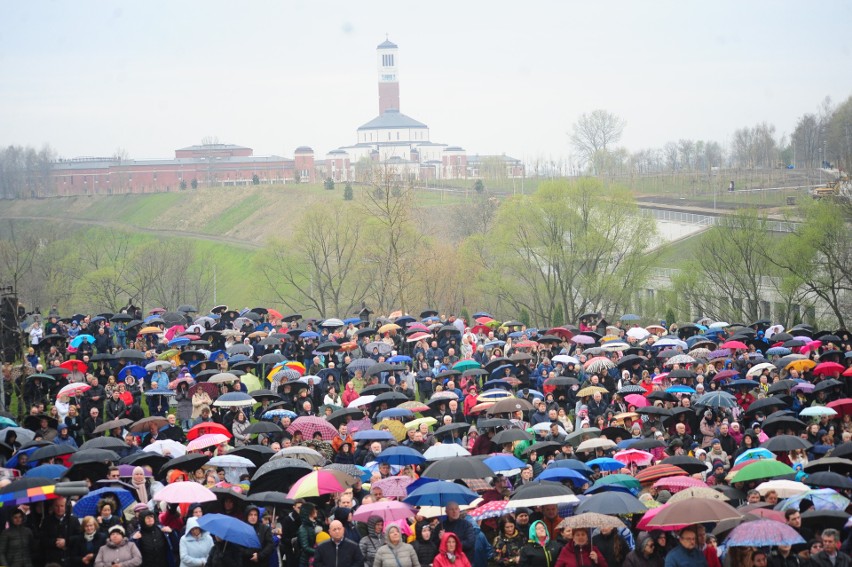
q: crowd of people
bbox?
[0,305,851,567]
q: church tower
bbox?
[377,38,400,114]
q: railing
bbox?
[641,208,796,233]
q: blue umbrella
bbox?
[666,385,695,394]
[406,477,439,494]
[482,380,513,391]
[24,464,68,480]
[508,331,525,339]
[377,408,413,420]
[484,454,526,473]
[537,467,589,486]
[353,430,396,442]
[0,416,17,428]
[118,365,147,381]
[387,355,412,364]
[73,487,136,517]
[587,457,624,472]
[343,317,361,325]
[473,312,493,319]
[766,346,791,356]
[6,446,39,469]
[403,480,478,507]
[262,409,297,420]
[483,340,505,349]
[375,446,426,466]
[524,389,545,399]
[733,448,775,465]
[695,391,737,408]
[546,459,592,474]
[197,514,261,548]
[724,379,759,389]
[144,389,176,397]
[299,331,320,340]
[168,337,191,347]
[70,334,95,348]
[422,316,440,323]
[208,350,228,362]
[489,364,517,377]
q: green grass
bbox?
[202,193,264,235]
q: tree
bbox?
[479,178,656,326]
[343,183,353,200]
[252,174,260,185]
[255,201,370,317]
[324,178,335,190]
[180,179,187,190]
[826,94,852,172]
[191,178,198,189]
[473,179,484,193]
[570,110,626,169]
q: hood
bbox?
[186,517,202,533]
[636,532,653,554]
[299,502,316,523]
[139,509,155,531]
[333,507,351,524]
[414,521,432,543]
[528,520,549,544]
[439,531,462,555]
[367,515,384,536]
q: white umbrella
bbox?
[665,354,696,366]
[577,438,616,453]
[627,328,650,341]
[348,395,376,408]
[207,455,255,483]
[746,362,777,377]
[656,338,688,349]
[143,439,187,458]
[423,444,471,460]
[271,446,327,466]
[755,480,810,498]
[553,355,579,366]
[709,322,730,329]
[531,422,568,436]
[320,318,345,328]
[145,361,173,372]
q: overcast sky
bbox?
[2,1,850,163]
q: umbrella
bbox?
[468,500,516,520]
[509,481,579,508]
[422,457,493,480]
[635,464,688,484]
[80,437,129,451]
[92,418,133,435]
[584,357,615,374]
[423,444,471,460]
[577,438,616,453]
[187,433,230,451]
[376,446,426,466]
[645,499,741,529]
[23,464,68,480]
[804,457,852,475]
[73,487,135,517]
[187,422,233,440]
[492,429,532,445]
[537,467,589,485]
[592,474,642,491]
[575,491,646,515]
[0,478,57,507]
[159,454,211,479]
[762,435,812,453]
[213,392,255,408]
[725,519,805,547]
[404,480,479,508]
[805,471,852,491]
[484,454,526,474]
[660,456,707,475]
[155,481,217,504]
[668,487,730,504]
[288,416,338,441]
[250,458,313,493]
[287,470,357,499]
[370,476,415,498]
[613,449,654,467]
[586,457,624,472]
[353,500,415,524]
[129,416,168,433]
[69,449,119,465]
[733,448,775,465]
[731,460,796,483]
[271,447,329,467]
[197,514,260,548]
[778,488,851,512]
[558,513,626,530]
[244,422,282,435]
[31,444,76,462]
[755,480,810,498]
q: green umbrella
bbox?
[453,360,481,372]
[731,460,796,484]
[592,474,642,491]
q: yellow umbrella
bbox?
[157,349,180,361]
[138,326,163,336]
[405,417,437,431]
[378,323,401,334]
[240,372,262,392]
[786,359,816,372]
[374,419,407,441]
[577,386,609,397]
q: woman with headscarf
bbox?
[373,524,419,567]
[519,521,562,567]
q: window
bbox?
[382,54,394,67]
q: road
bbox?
[0,214,264,250]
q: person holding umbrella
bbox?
[554,527,607,567]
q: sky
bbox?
[2,1,851,164]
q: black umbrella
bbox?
[492,429,532,445]
[617,355,646,369]
[766,380,798,395]
[509,481,574,507]
[521,441,563,456]
[23,414,59,431]
[69,449,119,465]
[326,407,367,426]
[813,379,843,393]
[636,406,672,417]
[31,444,75,462]
[660,456,706,475]
[93,418,133,435]
[484,358,513,372]
[79,437,129,451]
[575,491,646,515]
[119,452,170,474]
[434,422,471,437]
[366,363,405,377]
[803,457,852,475]
[629,438,666,451]
[800,510,850,531]
[244,422,283,435]
[159,454,211,480]
[111,313,133,322]
[43,368,69,377]
[668,369,696,380]
[744,396,789,415]
[544,376,580,387]
[250,458,313,493]
[229,445,275,469]
[359,384,392,396]
[422,457,493,480]
[476,418,511,430]
[248,389,282,402]
[761,417,806,436]
[647,391,676,403]
[601,427,632,442]
[115,348,146,360]
[258,353,286,365]
[435,369,462,380]
[90,352,116,362]
[804,471,852,490]
[761,435,812,453]
[248,491,294,508]
[372,391,410,407]
[617,385,646,395]
[486,397,535,415]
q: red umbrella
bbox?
[827,399,852,416]
[60,360,87,373]
[713,369,740,382]
[468,500,516,520]
[635,464,688,484]
[187,422,232,441]
[814,362,845,377]
[546,328,574,340]
[737,505,785,522]
[514,341,538,349]
[287,416,338,441]
[844,367,852,378]
[614,449,654,467]
[721,341,748,351]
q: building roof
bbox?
[52,155,293,171]
[444,146,466,152]
[294,146,314,153]
[358,109,427,131]
[377,39,398,50]
[467,154,523,164]
[176,143,251,152]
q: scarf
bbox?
[132,466,149,502]
[84,532,95,542]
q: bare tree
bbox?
[569,110,626,169]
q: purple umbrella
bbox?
[707,349,731,360]
[572,335,596,345]
[725,519,805,547]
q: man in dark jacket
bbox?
[105,389,127,421]
[40,497,82,565]
[811,529,852,567]
[243,505,275,566]
[442,501,475,557]
[663,526,708,567]
[313,520,363,567]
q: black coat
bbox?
[68,531,108,567]
[518,540,562,567]
[313,538,363,567]
[134,523,171,567]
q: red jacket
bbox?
[433,532,472,567]
[555,541,608,567]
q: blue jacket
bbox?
[664,544,708,567]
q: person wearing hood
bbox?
[95,525,143,567]
[179,517,213,567]
[519,520,562,567]
[373,524,419,567]
[554,527,607,567]
[412,521,439,567]
[359,515,385,567]
[433,532,471,567]
[132,509,172,567]
[242,505,275,567]
[333,507,361,543]
[297,502,319,567]
[624,532,662,567]
[314,520,363,567]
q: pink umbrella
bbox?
[155,481,216,504]
[614,449,654,467]
[721,340,748,351]
[187,433,230,451]
[371,476,414,498]
[468,500,517,520]
[353,501,416,524]
[800,340,822,354]
[653,475,706,493]
[57,382,91,399]
[287,416,339,441]
[636,504,682,531]
[624,394,649,408]
[165,325,186,341]
[572,335,596,345]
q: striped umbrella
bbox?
[287,470,357,499]
[187,433,230,451]
[0,478,57,507]
[635,464,688,484]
